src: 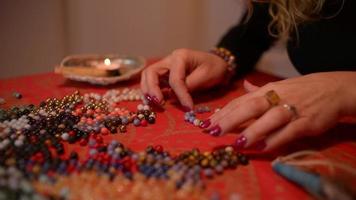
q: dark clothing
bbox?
[218,0,356,75]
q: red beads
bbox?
[154,145,163,153]
[140,119,148,127]
[79,138,88,146]
[101,127,109,135]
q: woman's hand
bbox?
[202,72,356,151]
[141,49,230,110]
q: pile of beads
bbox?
[0,166,53,200]
[0,90,249,199]
[84,88,143,110]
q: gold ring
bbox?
[282,104,298,119]
[265,90,280,106]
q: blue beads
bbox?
[204,168,214,178]
[121,116,129,125]
[133,118,141,126]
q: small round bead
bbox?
[193,119,201,126]
[61,133,69,141]
[137,104,144,111]
[13,92,22,99]
[121,117,129,125]
[143,105,150,111]
[100,127,109,135]
[147,116,155,124]
[119,125,127,133]
[140,119,148,127]
[204,168,214,178]
[133,118,141,126]
[14,139,23,147]
[137,114,145,120]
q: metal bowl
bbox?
[55,54,146,85]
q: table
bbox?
[1,61,355,199]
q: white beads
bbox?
[61,133,69,141]
[143,105,150,111]
[137,104,144,111]
[0,116,30,131]
[102,88,143,105]
[193,119,201,126]
[14,139,24,147]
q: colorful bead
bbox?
[13,92,22,99]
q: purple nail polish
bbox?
[235,135,247,149]
[209,125,222,137]
[200,119,211,129]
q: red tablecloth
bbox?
[1,62,355,199]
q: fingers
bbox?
[168,56,194,109]
[204,92,256,129]
[141,60,169,103]
[243,79,260,93]
[264,118,308,151]
[206,96,270,136]
[234,105,295,149]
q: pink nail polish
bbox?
[200,119,211,129]
[152,96,161,105]
[144,94,152,102]
[235,135,247,149]
[209,125,222,137]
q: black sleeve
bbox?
[287,0,356,74]
[217,3,276,75]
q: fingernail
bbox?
[181,105,192,112]
[152,96,162,105]
[209,125,222,137]
[235,135,247,149]
[200,119,211,129]
[144,94,152,102]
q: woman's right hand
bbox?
[140,48,231,110]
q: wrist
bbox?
[209,47,237,74]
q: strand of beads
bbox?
[184,105,223,136]
[184,105,213,127]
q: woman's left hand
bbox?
[202,72,356,151]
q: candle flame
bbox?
[104,58,111,66]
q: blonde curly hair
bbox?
[249,0,327,38]
[269,0,326,38]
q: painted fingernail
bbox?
[181,105,192,112]
[152,96,162,105]
[209,125,222,137]
[235,135,247,149]
[200,119,211,129]
[144,94,153,102]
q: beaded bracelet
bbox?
[210,47,237,73]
